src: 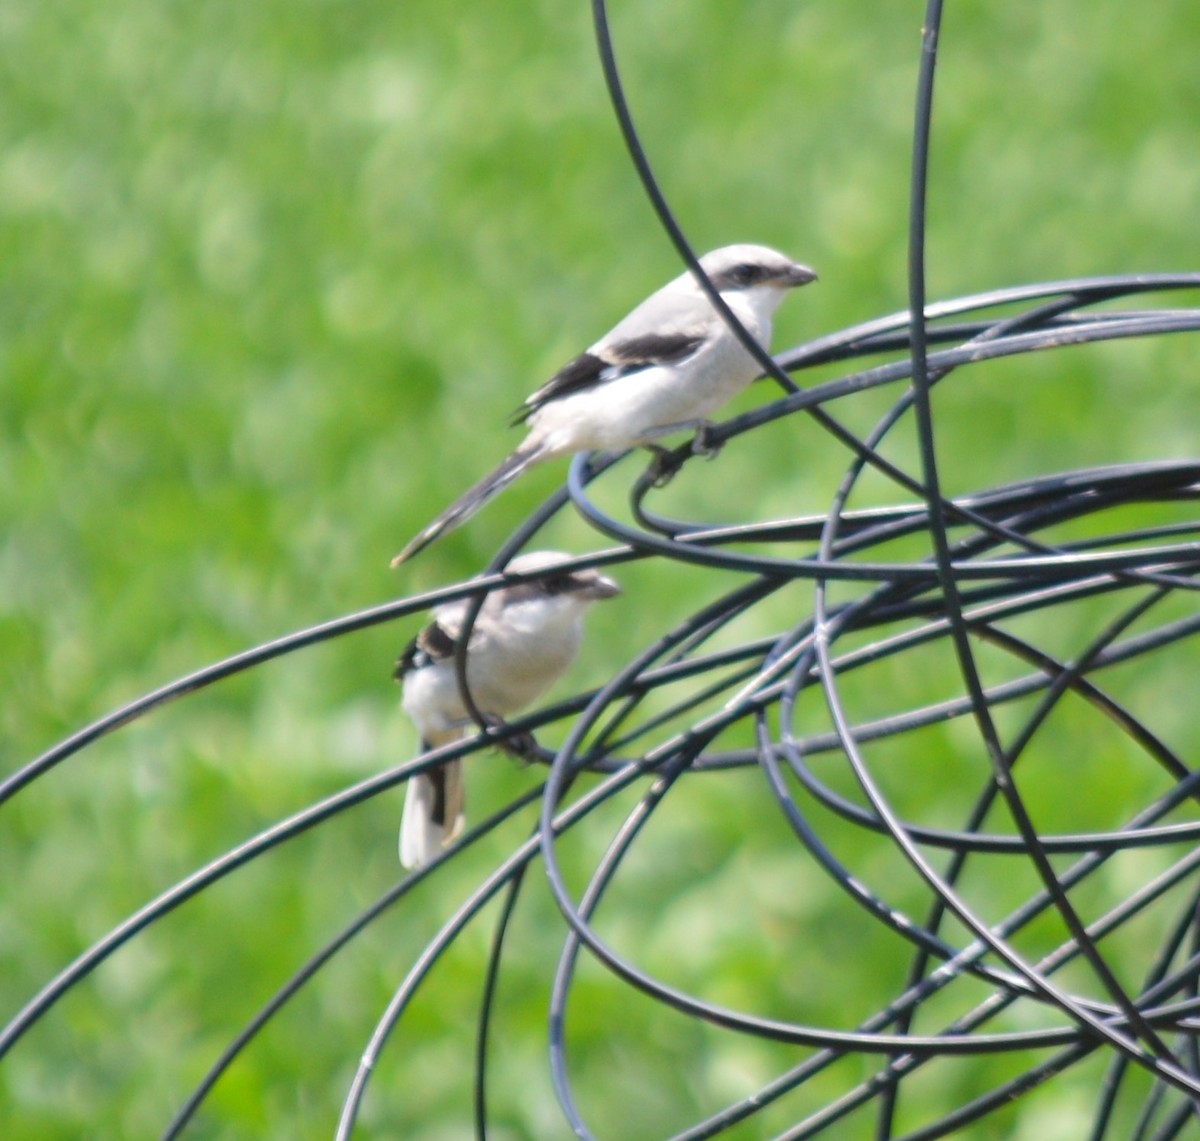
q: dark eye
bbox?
[540,573,577,595]
[728,263,762,287]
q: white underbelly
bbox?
[401,633,576,739]
[530,336,763,454]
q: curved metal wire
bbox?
[4,2,1200,1138]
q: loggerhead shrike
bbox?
[396,550,620,869]
[392,244,816,565]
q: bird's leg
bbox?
[689,421,723,461]
[641,420,723,486]
[499,729,543,763]
[644,443,683,488]
[480,713,542,762]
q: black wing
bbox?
[610,331,709,366]
[393,618,458,680]
[511,351,607,426]
[512,331,707,425]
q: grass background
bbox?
[3,0,1200,1136]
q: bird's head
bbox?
[494,550,621,612]
[696,244,817,311]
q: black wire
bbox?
[5,3,1200,1138]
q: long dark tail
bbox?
[391,446,543,566]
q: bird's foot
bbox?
[481,714,541,762]
[690,422,723,461]
[645,444,687,488]
[643,422,721,486]
[501,728,543,763]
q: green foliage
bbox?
[3,0,1200,1136]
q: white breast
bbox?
[528,295,772,456]
[401,599,585,741]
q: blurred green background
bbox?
[3,0,1200,1136]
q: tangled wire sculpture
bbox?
[6,1,1200,1137]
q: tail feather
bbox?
[391,447,543,566]
[399,756,466,869]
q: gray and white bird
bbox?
[396,551,620,869]
[392,244,816,565]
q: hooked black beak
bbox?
[785,263,818,288]
[581,572,621,600]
